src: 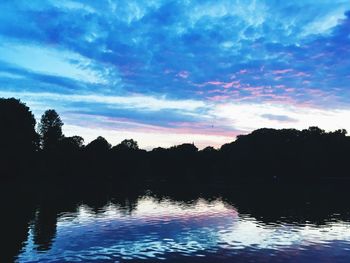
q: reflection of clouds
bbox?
[220,219,350,250]
[58,197,237,225]
[19,197,237,261]
[18,197,350,262]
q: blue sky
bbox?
[0,0,349,149]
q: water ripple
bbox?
[17,195,350,262]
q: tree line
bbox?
[1,97,350,184]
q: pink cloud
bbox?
[273,85,295,93]
[272,69,293,74]
[223,80,240,89]
[207,89,226,94]
[177,70,190,79]
[206,81,225,86]
[77,114,237,141]
[207,95,231,101]
[306,88,332,98]
[201,80,241,89]
[238,69,248,74]
[294,72,311,77]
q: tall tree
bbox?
[0,98,39,176]
[0,98,39,152]
[38,110,63,150]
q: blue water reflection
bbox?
[18,196,350,262]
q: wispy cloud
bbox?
[0,40,106,84]
[0,91,207,112]
[211,102,350,132]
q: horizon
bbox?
[0,1,350,149]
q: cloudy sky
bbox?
[0,0,349,149]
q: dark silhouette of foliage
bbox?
[59,136,84,150]
[0,98,39,177]
[170,143,198,153]
[113,139,139,151]
[0,98,39,151]
[38,109,63,151]
[200,146,216,153]
[85,136,111,152]
[3,178,350,262]
[3,97,350,262]
[1,97,350,184]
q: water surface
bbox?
[12,188,350,262]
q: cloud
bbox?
[177,71,190,79]
[272,69,293,75]
[0,1,350,147]
[63,118,235,150]
[211,102,350,132]
[0,90,207,112]
[0,40,107,84]
[261,114,297,122]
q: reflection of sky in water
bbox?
[18,197,350,262]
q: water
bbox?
[8,184,350,263]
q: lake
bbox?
[5,183,350,262]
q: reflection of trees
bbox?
[2,98,350,259]
[33,206,58,251]
[32,198,80,252]
[6,182,350,260]
[1,194,36,262]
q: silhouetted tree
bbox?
[0,98,39,152]
[0,98,39,177]
[201,146,216,152]
[85,136,111,152]
[38,110,63,151]
[113,139,139,151]
[59,136,84,151]
[304,126,325,136]
[83,136,112,177]
[331,129,347,136]
[2,96,350,184]
[170,143,198,153]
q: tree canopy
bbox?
[38,109,63,151]
[85,136,111,152]
[113,139,139,151]
[0,98,38,152]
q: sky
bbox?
[0,0,349,149]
